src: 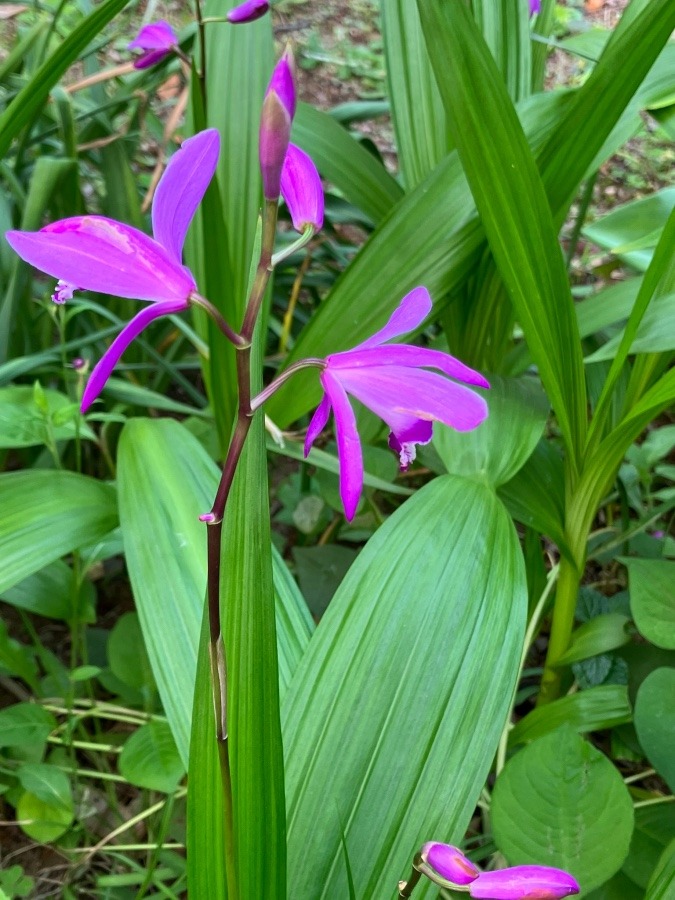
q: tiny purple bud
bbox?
[52,279,77,304]
[71,357,87,371]
[529,0,541,15]
[469,866,580,899]
[259,49,296,200]
[653,529,665,539]
[227,0,270,23]
[420,843,480,886]
[128,21,177,69]
[280,143,324,233]
[199,512,217,523]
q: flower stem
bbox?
[250,357,324,412]
[537,553,581,705]
[190,292,248,348]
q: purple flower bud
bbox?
[529,0,541,15]
[128,21,177,69]
[71,357,86,371]
[259,48,297,200]
[421,843,480,886]
[51,279,77,304]
[280,143,324,233]
[469,866,580,899]
[227,0,270,23]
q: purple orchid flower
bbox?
[469,866,580,899]
[281,143,324,233]
[420,843,479,886]
[260,47,296,200]
[304,286,489,521]
[127,21,178,69]
[227,0,270,23]
[6,129,220,412]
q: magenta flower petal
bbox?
[281,143,324,233]
[356,286,432,350]
[266,46,296,118]
[152,129,220,265]
[388,420,432,470]
[336,366,489,433]
[51,279,77,304]
[260,48,296,200]
[227,0,269,23]
[529,0,541,15]
[81,298,187,412]
[304,392,332,456]
[329,345,489,389]
[469,866,580,899]
[322,370,363,521]
[420,843,480,886]
[128,21,177,68]
[6,217,195,303]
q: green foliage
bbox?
[634,668,675,792]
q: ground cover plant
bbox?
[0,0,674,896]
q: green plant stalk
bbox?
[538,546,583,705]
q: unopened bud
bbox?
[420,843,479,886]
[227,0,269,23]
[469,866,580,899]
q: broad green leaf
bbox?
[556,613,631,666]
[0,471,118,595]
[293,103,402,223]
[492,725,634,893]
[623,806,675,890]
[119,721,184,794]
[17,763,71,810]
[583,188,675,273]
[187,608,226,899]
[433,375,548,488]
[471,0,531,102]
[0,704,55,749]
[107,612,155,694]
[16,790,73,843]
[648,837,675,899]
[0,385,95,448]
[0,0,132,157]
[417,0,586,465]
[381,0,449,188]
[0,621,37,689]
[498,439,569,556]
[118,417,313,765]
[102,378,209,417]
[2,561,90,622]
[283,475,527,898]
[586,871,643,900]
[634,667,675,792]
[576,279,641,340]
[508,684,632,746]
[624,558,675,650]
[586,292,675,362]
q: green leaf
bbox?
[623,805,675,890]
[102,378,209,417]
[624,558,675,650]
[634,667,675,792]
[556,613,632,666]
[381,0,449,189]
[433,374,548,488]
[0,471,118,595]
[119,721,185,794]
[471,0,531,102]
[16,790,73,843]
[0,0,132,158]
[293,103,402,223]
[107,612,155,693]
[0,704,55,749]
[417,0,586,465]
[17,764,71,810]
[0,385,96,448]
[283,475,527,898]
[586,292,675,362]
[648,836,675,899]
[509,684,632,746]
[0,621,37,689]
[118,417,313,766]
[2,561,81,621]
[582,188,675,273]
[492,725,634,893]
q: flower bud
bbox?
[420,842,480,886]
[127,21,178,69]
[280,143,324,233]
[469,866,580,899]
[227,0,270,23]
[529,0,541,15]
[259,48,297,200]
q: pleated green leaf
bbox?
[293,103,402,224]
[117,417,312,764]
[0,0,131,157]
[381,0,449,189]
[648,837,675,900]
[471,0,531,102]
[509,684,632,746]
[624,558,675,650]
[433,375,548,488]
[0,471,117,595]
[417,0,586,466]
[283,475,527,898]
